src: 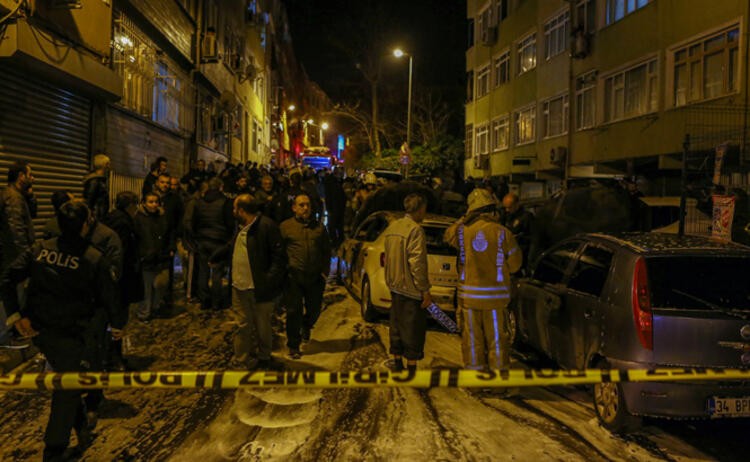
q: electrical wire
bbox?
[0,0,23,25]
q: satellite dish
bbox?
[220,90,238,112]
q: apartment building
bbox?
[465,0,750,195]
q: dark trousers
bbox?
[197,241,226,309]
[35,332,98,453]
[389,291,427,360]
[285,274,325,349]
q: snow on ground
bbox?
[1,281,748,461]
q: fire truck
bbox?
[299,146,337,170]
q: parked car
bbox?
[511,232,750,432]
[338,211,458,323]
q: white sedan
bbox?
[338,212,458,323]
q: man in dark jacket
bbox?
[0,160,36,322]
[500,193,534,266]
[102,191,143,369]
[212,194,286,370]
[180,159,210,195]
[82,154,111,222]
[142,156,168,199]
[1,201,121,461]
[280,193,331,359]
[323,168,346,247]
[185,177,234,310]
[134,192,172,321]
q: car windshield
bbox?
[423,225,456,256]
[647,256,750,310]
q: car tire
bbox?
[592,359,641,433]
[360,278,378,323]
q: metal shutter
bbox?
[0,67,91,238]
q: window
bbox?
[467,18,475,49]
[494,51,511,87]
[112,10,194,133]
[606,0,649,26]
[496,0,508,23]
[517,33,537,74]
[477,4,493,45]
[476,123,490,156]
[465,124,474,158]
[567,245,613,297]
[491,116,510,151]
[476,64,491,98]
[542,95,568,138]
[603,59,657,122]
[466,71,474,102]
[514,105,536,145]
[575,0,596,34]
[576,71,596,129]
[533,241,581,284]
[544,11,570,59]
[673,27,740,106]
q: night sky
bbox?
[284,0,467,136]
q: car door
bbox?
[352,216,388,295]
[343,216,375,290]
[553,243,615,369]
[517,240,582,357]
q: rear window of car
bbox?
[423,226,456,256]
[647,256,750,310]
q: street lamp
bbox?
[287,104,296,112]
[393,48,413,147]
[319,122,329,145]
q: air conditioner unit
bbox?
[481,25,498,46]
[550,146,567,166]
[201,32,218,62]
[572,29,589,59]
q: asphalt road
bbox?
[1,281,748,461]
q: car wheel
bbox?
[360,278,378,322]
[592,359,641,433]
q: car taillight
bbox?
[632,257,653,350]
[380,252,386,267]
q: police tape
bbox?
[1,368,750,390]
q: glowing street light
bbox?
[287,104,296,112]
[393,48,413,147]
[321,122,329,130]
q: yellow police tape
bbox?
[1,368,750,390]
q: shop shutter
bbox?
[0,66,91,238]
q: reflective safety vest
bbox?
[456,218,522,310]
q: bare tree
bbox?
[412,89,452,145]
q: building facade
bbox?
[465,0,750,196]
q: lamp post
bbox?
[393,48,413,147]
[320,122,329,145]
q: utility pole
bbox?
[679,134,690,236]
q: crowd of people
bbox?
[0,154,540,461]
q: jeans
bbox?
[231,287,275,365]
[197,241,226,309]
[285,275,325,350]
[389,291,427,360]
[138,268,169,319]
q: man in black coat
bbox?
[184,177,234,310]
[142,156,168,199]
[211,194,286,370]
[1,201,121,461]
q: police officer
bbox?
[1,201,121,461]
[445,189,522,381]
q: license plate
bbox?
[708,397,750,418]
